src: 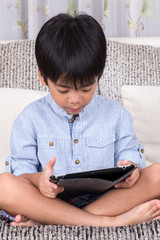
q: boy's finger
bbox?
[47,187,64,198]
[45,157,56,171]
[48,181,57,189]
[57,187,64,193]
[125,171,136,182]
[49,184,64,193]
[125,176,132,183]
[117,159,130,166]
[48,157,56,168]
[114,181,129,189]
[127,169,139,182]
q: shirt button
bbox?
[5,161,9,166]
[68,119,74,123]
[141,149,145,154]
[75,160,80,164]
[49,142,54,146]
[74,139,79,144]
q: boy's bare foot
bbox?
[112,199,160,226]
[10,214,41,227]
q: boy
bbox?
[1,13,160,227]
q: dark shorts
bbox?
[65,193,103,208]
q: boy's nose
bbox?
[69,92,81,104]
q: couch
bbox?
[0,37,160,239]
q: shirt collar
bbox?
[46,93,96,119]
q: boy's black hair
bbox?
[35,13,106,88]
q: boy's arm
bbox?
[114,106,146,169]
[6,112,64,198]
[114,106,144,188]
[6,113,39,175]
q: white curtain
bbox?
[0,0,159,40]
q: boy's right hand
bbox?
[37,157,64,198]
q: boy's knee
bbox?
[0,173,17,208]
[148,163,160,183]
[0,172,14,192]
[0,172,11,182]
[150,163,160,172]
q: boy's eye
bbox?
[82,88,92,92]
[57,87,93,93]
[58,90,69,93]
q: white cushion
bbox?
[0,88,47,173]
[121,86,160,166]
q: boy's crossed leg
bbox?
[1,164,160,227]
[11,200,160,227]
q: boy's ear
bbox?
[38,69,47,86]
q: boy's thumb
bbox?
[46,157,56,170]
[117,159,128,166]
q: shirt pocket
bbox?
[37,137,67,174]
[38,138,64,149]
[86,135,116,169]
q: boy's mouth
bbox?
[65,107,83,113]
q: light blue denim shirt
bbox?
[5,93,145,176]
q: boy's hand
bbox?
[37,157,64,198]
[114,159,140,189]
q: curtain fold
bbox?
[0,0,159,40]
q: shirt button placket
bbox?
[72,118,82,171]
[73,139,81,168]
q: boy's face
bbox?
[40,72,98,115]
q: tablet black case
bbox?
[50,164,136,199]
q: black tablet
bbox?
[50,164,136,199]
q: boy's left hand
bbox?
[114,159,140,189]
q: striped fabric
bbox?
[99,40,160,103]
[0,40,47,91]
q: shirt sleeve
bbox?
[5,113,39,176]
[114,106,146,169]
